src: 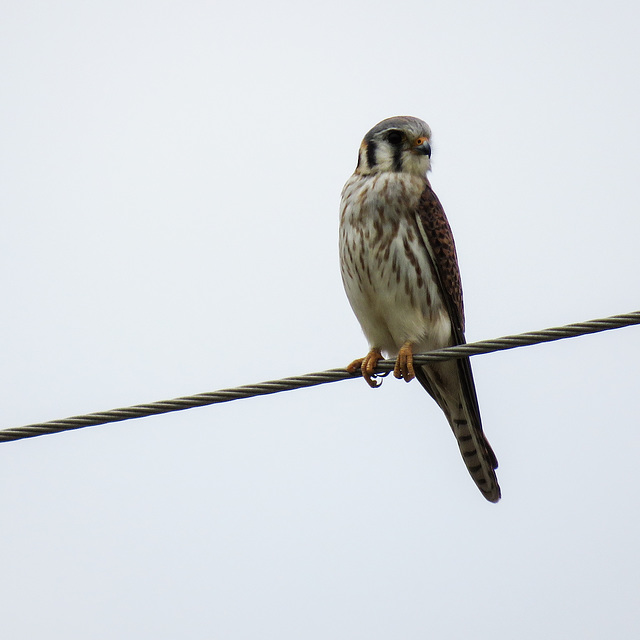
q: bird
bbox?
[339,116,501,502]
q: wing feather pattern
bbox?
[414,184,501,502]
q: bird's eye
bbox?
[386,130,403,145]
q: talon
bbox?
[393,342,415,382]
[347,349,384,388]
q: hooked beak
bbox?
[414,137,431,157]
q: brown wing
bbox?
[415,184,465,336]
[414,184,500,501]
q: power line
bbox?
[1,310,639,444]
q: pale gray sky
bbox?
[2,1,640,638]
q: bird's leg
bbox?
[347,348,384,388]
[394,341,415,382]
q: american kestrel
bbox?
[339,116,500,502]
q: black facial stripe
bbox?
[392,144,403,172]
[366,140,377,168]
[386,130,403,145]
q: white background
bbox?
[2,1,640,637]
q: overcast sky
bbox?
[2,1,640,638]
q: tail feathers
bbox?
[450,416,500,503]
[415,360,501,503]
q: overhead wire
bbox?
[1,310,639,444]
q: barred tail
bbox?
[415,357,501,503]
[450,412,500,503]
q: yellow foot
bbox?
[347,348,384,388]
[393,341,415,382]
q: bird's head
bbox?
[355,116,432,177]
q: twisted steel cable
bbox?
[1,310,639,444]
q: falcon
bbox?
[339,116,501,502]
